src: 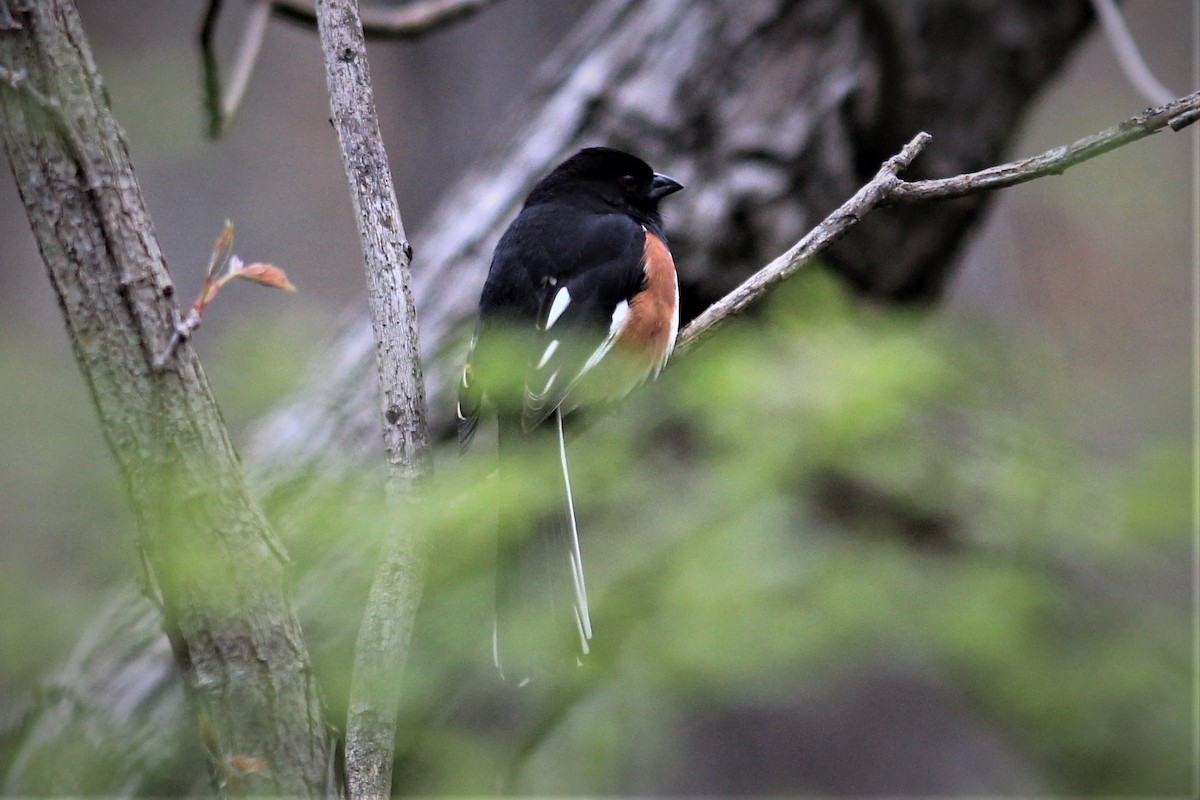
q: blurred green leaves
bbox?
[1,272,1189,794]
[386,269,1189,793]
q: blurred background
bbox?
[0,0,1193,795]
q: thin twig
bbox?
[274,0,503,39]
[315,1,433,797]
[889,90,1200,203]
[200,0,498,138]
[218,0,272,134]
[675,133,931,355]
[1090,0,1176,107]
[677,91,1200,354]
[199,0,224,138]
[199,0,276,138]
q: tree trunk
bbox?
[0,0,335,795]
[2,0,1095,793]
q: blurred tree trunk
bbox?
[0,0,336,795]
[246,0,1095,480]
[3,0,1095,793]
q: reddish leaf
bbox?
[232,262,297,292]
[206,220,235,281]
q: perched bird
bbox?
[458,147,683,682]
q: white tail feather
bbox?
[556,409,592,648]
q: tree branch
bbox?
[677,90,1200,354]
[889,90,1200,203]
[200,0,272,138]
[200,0,502,137]
[314,0,434,796]
[676,133,931,355]
[0,0,336,795]
[1089,0,1176,106]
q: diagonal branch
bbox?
[200,0,272,138]
[888,90,1200,203]
[675,133,931,355]
[677,91,1200,354]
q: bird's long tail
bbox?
[494,409,592,684]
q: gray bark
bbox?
[2,0,1096,794]
[313,0,433,795]
[0,0,335,795]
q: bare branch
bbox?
[679,91,1199,354]
[675,134,932,355]
[199,0,272,138]
[200,0,498,137]
[314,0,433,796]
[223,1,272,122]
[1090,0,1176,106]
[889,91,1200,203]
[276,0,503,39]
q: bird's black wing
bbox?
[518,210,646,431]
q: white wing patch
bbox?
[545,287,572,330]
[581,299,630,375]
[536,339,560,370]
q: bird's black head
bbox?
[526,147,683,224]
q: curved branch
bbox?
[200,0,271,138]
[1089,0,1176,106]
[200,0,502,137]
[675,133,932,355]
[678,90,1200,354]
[889,91,1200,203]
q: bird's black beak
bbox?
[648,172,684,200]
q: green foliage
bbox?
[383,271,1189,794]
[1,275,1188,794]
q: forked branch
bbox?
[676,90,1200,353]
[200,0,503,136]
